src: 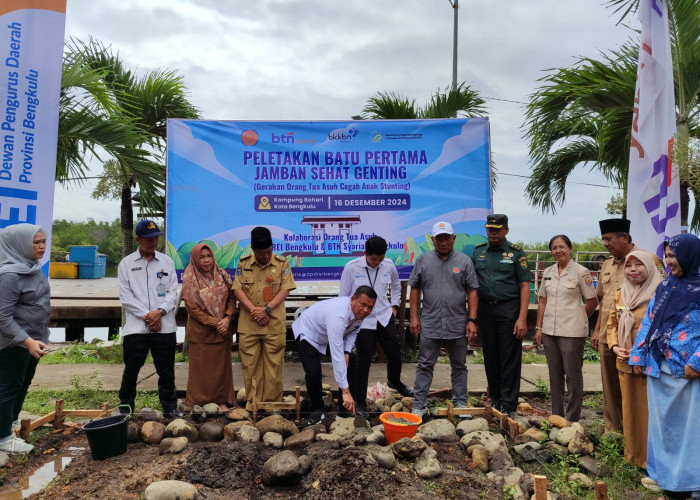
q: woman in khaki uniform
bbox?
[606,250,663,468]
[535,235,598,421]
[182,243,237,409]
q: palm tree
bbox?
[65,38,200,256]
[522,0,700,228]
[361,82,486,119]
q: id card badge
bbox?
[263,286,274,302]
[157,283,166,297]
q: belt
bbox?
[479,297,518,305]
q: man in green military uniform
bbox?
[233,227,296,404]
[472,214,531,415]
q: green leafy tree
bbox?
[51,219,122,276]
[522,0,700,228]
[63,38,200,256]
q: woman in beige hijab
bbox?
[606,250,663,468]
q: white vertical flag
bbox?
[0,0,66,273]
[627,0,680,258]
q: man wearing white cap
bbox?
[408,221,479,419]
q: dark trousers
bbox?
[355,315,404,405]
[297,339,356,412]
[0,346,39,439]
[479,298,522,413]
[119,332,177,412]
[542,335,585,421]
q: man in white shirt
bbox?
[339,236,412,418]
[292,286,377,424]
[117,220,180,417]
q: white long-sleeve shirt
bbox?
[292,296,362,389]
[118,250,178,335]
[339,257,400,329]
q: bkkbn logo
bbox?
[328,126,359,141]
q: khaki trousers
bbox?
[618,370,648,468]
[238,330,286,403]
[599,341,623,431]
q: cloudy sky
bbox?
[54,0,638,243]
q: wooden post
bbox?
[508,420,520,440]
[500,413,508,434]
[295,386,301,422]
[533,475,548,500]
[19,418,31,439]
[55,399,65,429]
[595,481,608,500]
[446,401,454,421]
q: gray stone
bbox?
[0,452,9,467]
[489,451,514,472]
[165,419,199,442]
[364,454,378,467]
[414,454,441,478]
[263,432,284,449]
[199,421,224,442]
[512,415,531,431]
[329,417,355,437]
[577,455,610,476]
[554,426,576,446]
[568,472,593,488]
[236,424,261,443]
[262,450,305,486]
[456,417,489,437]
[513,442,542,454]
[390,402,404,412]
[520,427,546,442]
[127,421,140,443]
[137,408,163,420]
[392,436,427,460]
[549,427,560,442]
[371,424,384,433]
[144,480,199,500]
[306,423,327,435]
[369,445,395,469]
[421,446,438,460]
[202,403,223,415]
[520,448,551,463]
[191,405,206,422]
[159,437,188,455]
[384,393,396,407]
[298,455,312,475]
[255,414,299,437]
[284,428,315,450]
[401,397,413,411]
[417,419,458,442]
[544,443,568,457]
[519,473,535,497]
[486,466,525,490]
[366,431,385,445]
[374,398,385,409]
[460,430,508,458]
[140,421,166,444]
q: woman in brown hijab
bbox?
[606,250,663,468]
[183,243,236,409]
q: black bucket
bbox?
[82,415,129,460]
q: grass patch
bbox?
[582,393,603,409]
[533,375,550,398]
[522,351,547,364]
[40,342,186,365]
[22,372,163,416]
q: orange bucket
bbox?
[379,411,422,444]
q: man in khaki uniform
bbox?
[591,218,664,430]
[233,227,296,403]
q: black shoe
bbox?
[308,410,325,425]
[390,382,414,398]
[164,407,184,418]
[337,405,354,418]
[355,403,369,418]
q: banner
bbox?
[627,0,680,257]
[166,119,492,280]
[0,0,66,272]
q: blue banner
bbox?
[166,119,491,280]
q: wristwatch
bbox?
[265,305,272,315]
[158,308,166,317]
[467,317,478,325]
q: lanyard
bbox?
[365,266,379,289]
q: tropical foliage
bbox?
[523,0,700,228]
[51,219,122,276]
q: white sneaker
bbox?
[11,420,20,432]
[454,404,473,420]
[411,408,428,421]
[0,435,34,454]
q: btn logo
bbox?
[272,132,294,143]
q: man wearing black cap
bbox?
[592,218,664,431]
[472,214,531,415]
[233,227,296,405]
[118,220,180,417]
